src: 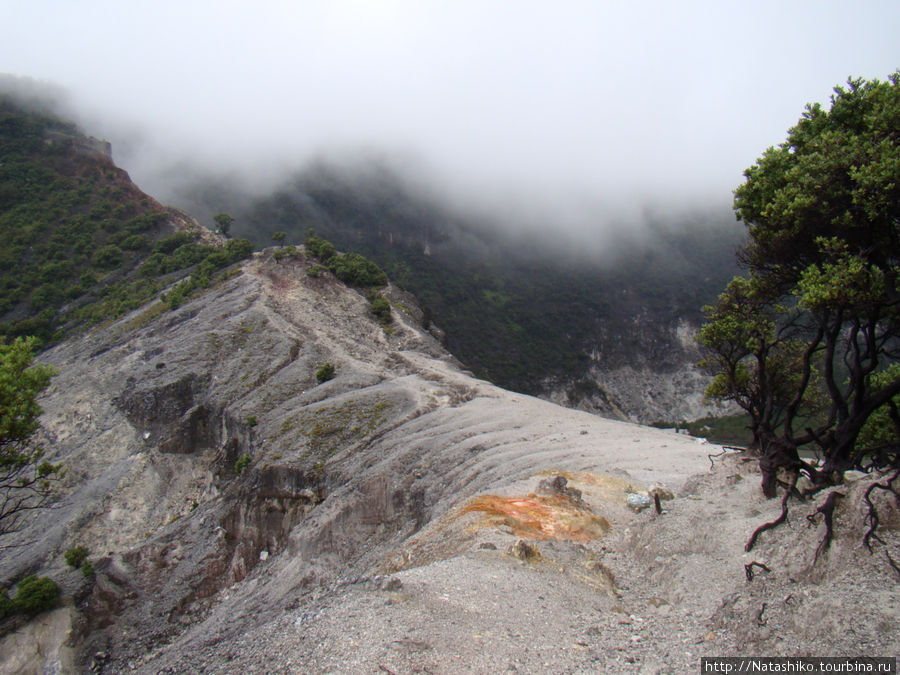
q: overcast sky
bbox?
[1,1,898,230]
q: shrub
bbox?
[154,231,196,255]
[225,238,254,263]
[369,294,392,324]
[246,415,258,427]
[315,363,336,383]
[234,453,251,474]
[304,234,336,262]
[14,576,59,615]
[120,234,149,251]
[328,252,388,288]
[273,245,299,261]
[64,545,89,569]
[80,561,94,578]
[91,244,124,270]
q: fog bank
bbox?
[1,1,897,237]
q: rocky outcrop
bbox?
[543,320,731,424]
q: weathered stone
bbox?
[507,539,540,560]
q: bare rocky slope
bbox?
[0,249,897,673]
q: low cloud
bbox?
[1,1,897,239]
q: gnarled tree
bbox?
[0,336,60,540]
[701,73,900,498]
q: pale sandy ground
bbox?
[138,389,900,674]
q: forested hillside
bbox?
[0,96,252,344]
[170,166,743,394]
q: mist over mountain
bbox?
[164,160,744,416]
[3,2,896,250]
[1,78,897,674]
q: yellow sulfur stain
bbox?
[460,493,610,542]
[534,469,643,503]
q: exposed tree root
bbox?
[708,446,748,471]
[744,561,771,582]
[746,474,798,552]
[863,469,900,553]
[806,491,844,563]
[886,552,900,579]
[708,448,728,470]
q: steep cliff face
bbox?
[543,320,727,424]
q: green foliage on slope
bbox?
[304,233,388,288]
[0,96,254,343]
[0,336,61,537]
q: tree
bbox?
[700,73,900,498]
[0,337,61,538]
[213,213,234,238]
[272,231,287,247]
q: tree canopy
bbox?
[700,73,900,497]
[0,336,60,538]
[213,213,234,238]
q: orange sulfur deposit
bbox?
[460,492,610,542]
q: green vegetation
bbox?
[159,237,254,310]
[0,336,60,538]
[315,363,336,383]
[0,96,254,342]
[234,453,251,474]
[700,73,900,496]
[246,415,258,428]
[273,245,300,261]
[64,545,89,569]
[64,545,95,577]
[277,395,398,459]
[12,576,59,615]
[0,589,14,621]
[192,172,741,394]
[304,233,388,288]
[651,414,754,447]
[368,293,392,324]
[213,212,234,237]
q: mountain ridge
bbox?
[2,246,895,673]
[0,97,895,672]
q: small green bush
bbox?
[328,252,388,288]
[316,363,336,383]
[273,245,299,261]
[246,415,258,428]
[80,561,94,578]
[304,234,336,262]
[369,294,392,324]
[14,576,59,615]
[234,453,251,474]
[64,545,89,569]
[225,238,254,263]
[307,264,326,278]
[91,244,124,270]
